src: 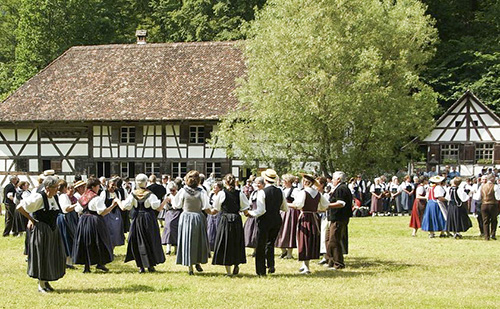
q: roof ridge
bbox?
[69,40,241,51]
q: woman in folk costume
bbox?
[211,174,249,276]
[161,182,180,255]
[72,178,118,273]
[370,178,384,216]
[172,170,212,275]
[275,174,299,259]
[17,176,66,293]
[101,177,125,251]
[409,176,428,236]
[57,180,80,269]
[446,177,472,239]
[122,174,165,273]
[316,176,331,265]
[400,175,415,215]
[421,176,447,238]
[243,177,262,254]
[207,181,223,252]
[389,176,402,215]
[14,181,31,257]
[288,174,330,274]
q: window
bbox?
[441,144,459,161]
[121,162,135,178]
[455,121,462,128]
[97,161,111,178]
[206,162,222,179]
[145,162,160,176]
[121,126,136,143]
[42,159,62,173]
[15,159,29,172]
[172,162,187,178]
[189,126,205,144]
[475,143,494,162]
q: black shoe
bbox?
[66,264,75,269]
[492,236,497,240]
[279,252,287,259]
[96,264,109,272]
[188,271,194,276]
[251,252,256,258]
[165,251,171,256]
[195,264,203,272]
[139,267,146,273]
[233,265,240,275]
[83,266,91,273]
[148,267,156,273]
[268,267,275,274]
[44,282,54,292]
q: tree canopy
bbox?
[214,0,439,175]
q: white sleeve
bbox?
[58,194,73,213]
[416,186,425,196]
[172,190,184,210]
[18,193,44,213]
[280,191,288,212]
[434,186,445,198]
[239,191,250,211]
[318,194,330,211]
[200,191,210,210]
[292,190,306,210]
[148,194,161,210]
[212,191,226,211]
[121,194,135,211]
[370,184,375,193]
[249,190,266,217]
[90,195,107,215]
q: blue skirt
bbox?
[421,200,447,232]
[176,211,209,266]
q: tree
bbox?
[421,0,500,113]
[214,0,438,175]
[0,0,20,100]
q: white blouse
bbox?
[75,195,107,215]
[211,190,250,212]
[291,187,329,211]
[58,193,74,214]
[18,193,60,213]
[122,192,161,211]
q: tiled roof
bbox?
[0,41,245,122]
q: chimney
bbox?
[136,30,147,45]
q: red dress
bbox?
[409,185,426,229]
[297,191,321,261]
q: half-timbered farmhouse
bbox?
[0,39,248,185]
[421,90,500,175]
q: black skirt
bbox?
[212,213,246,266]
[28,221,66,281]
[446,202,472,233]
[72,213,114,266]
[125,210,165,268]
[13,208,28,233]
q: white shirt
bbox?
[75,194,107,215]
[428,185,445,199]
[18,193,59,213]
[249,184,288,218]
[122,192,161,211]
[58,193,74,213]
[211,190,250,212]
[291,187,329,211]
[416,186,425,197]
[471,183,482,200]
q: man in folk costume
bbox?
[246,169,288,276]
[480,174,499,240]
[325,171,353,270]
[3,175,19,236]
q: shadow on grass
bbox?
[56,284,177,294]
[346,256,414,271]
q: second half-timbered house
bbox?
[0,40,248,185]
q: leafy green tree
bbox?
[0,0,20,100]
[422,0,500,112]
[214,0,438,175]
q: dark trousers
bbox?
[255,219,281,276]
[481,203,499,240]
[3,203,17,236]
[325,220,348,269]
[475,201,483,235]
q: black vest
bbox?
[33,192,61,230]
[221,188,241,214]
[259,185,283,223]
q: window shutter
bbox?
[221,160,231,176]
[136,125,144,144]
[464,144,475,162]
[429,144,440,163]
[494,143,500,164]
[179,124,189,144]
[111,127,120,144]
[205,125,213,143]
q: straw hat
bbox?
[300,173,319,187]
[429,175,445,183]
[73,180,86,189]
[261,169,278,183]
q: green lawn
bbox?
[1,215,499,308]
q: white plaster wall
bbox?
[70,144,88,156]
[2,129,15,141]
[189,146,204,159]
[62,159,75,172]
[41,144,60,156]
[29,159,38,172]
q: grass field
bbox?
[1,215,499,308]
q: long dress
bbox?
[400,182,414,213]
[243,190,259,248]
[102,190,125,248]
[72,190,114,266]
[275,187,299,248]
[207,191,220,251]
[446,187,472,233]
[409,185,426,229]
[20,191,66,282]
[421,186,447,232]
[370,185,383,213]
[57,193,79,260]
[124,190,165,268]
[161,193,182,246]
[174,186,210,266]
[212,189,248,266]
[12,189,28,234]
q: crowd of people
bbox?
[2,169,353,293]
